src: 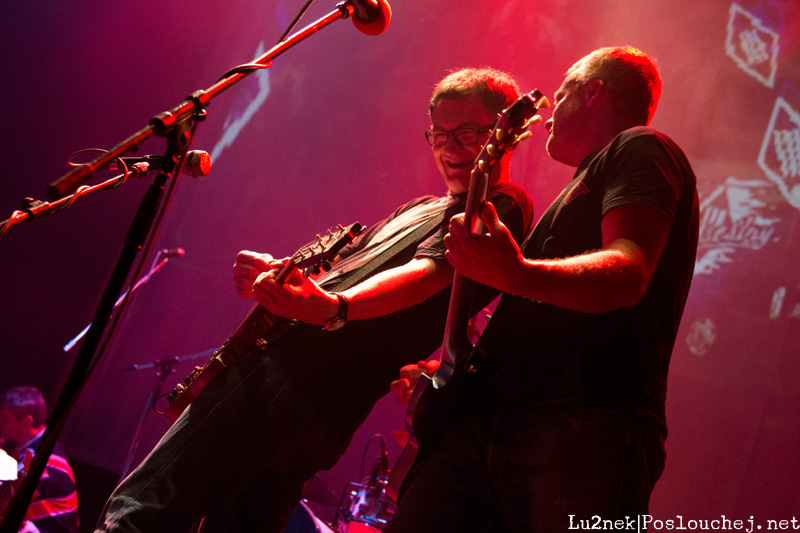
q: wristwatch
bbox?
[323,293,348,331]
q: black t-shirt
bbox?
[267,182,534,428]
[480,127,699,438]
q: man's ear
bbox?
[584,79,605,108]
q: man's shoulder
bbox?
[391,194,444,214]
[488,182,534,219]
[488,181,532,202]
[612,126,682,152]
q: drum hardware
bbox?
[284,500,336,533]
[333,438,394,532]
[333,479,394,533]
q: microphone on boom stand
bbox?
[348,0,392,35]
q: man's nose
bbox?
[443,131,461,149]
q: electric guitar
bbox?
[386,90,550,503]
[163,222,364,422]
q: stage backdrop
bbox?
[2,0,799,527]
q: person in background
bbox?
[0,386,79,533]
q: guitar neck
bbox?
[436,170,489,384]
[433,89,549,387]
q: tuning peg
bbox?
[526,116,543,127]
[512,131,533,147]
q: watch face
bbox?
[324,318,345,331]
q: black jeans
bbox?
[386,404,665,532]
[95,354,348,532]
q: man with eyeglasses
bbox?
[94,67,533,533]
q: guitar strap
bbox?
[322,210,449,292]
[160,198,457,424]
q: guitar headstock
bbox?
[276,222,364,282]
[474,89,550,177]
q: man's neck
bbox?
[17,427,45,453]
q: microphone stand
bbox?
[117,347,215,480]
[0,118,198,533]
[117,357,180,481]
[62,249,181,353]
[0,2,373,531]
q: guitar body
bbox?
[163,303,301,422]
[385,353,488,504]
[386,90,549,503]
[164,356,227,422]
[412,370,472,457]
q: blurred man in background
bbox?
[0,386,78,533]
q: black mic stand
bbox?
[117,348,215,480]
[116,357,180,482]
[0,117,199,533]
[0,2,376,530]
[62,249,182,352]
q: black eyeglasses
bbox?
[424,126,493,147]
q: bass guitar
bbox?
[386,90,550,503]
[163,222,364,422]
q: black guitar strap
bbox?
[324,210,449,293]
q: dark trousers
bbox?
[95,354,348,533]
[385,405,665,533]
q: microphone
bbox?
[159,248,185,258]
[47,150,212,200]
[109,150,212,178]
[348,0,391,35]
